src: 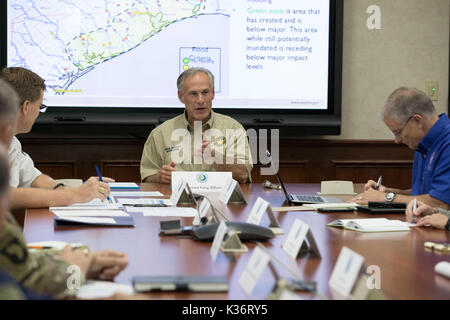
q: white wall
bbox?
[330,0,449,140]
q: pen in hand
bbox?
[95,165,111,202]
[375,176,382,190]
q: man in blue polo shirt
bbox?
[352,87,450,209]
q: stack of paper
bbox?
[128,206,198,217]
[327,218,410,233]
[50,200,134,227]
[51,197,122,210]
[108,182,140,190]
[111,191,164,197]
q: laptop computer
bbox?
[274,171,343,205]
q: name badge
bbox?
[172,171,232,193]
[328,247,365,298]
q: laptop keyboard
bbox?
[293,195,325,203]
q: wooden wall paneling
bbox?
[101,160,141,182]
[251,161,309,183]
[21,138,145,180]
[331,160,414,190]
[20,138,416,186]
[34,160,77,179]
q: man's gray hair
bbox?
[177,67,215,92]
[0,78,20,124]
[382,87,436,122]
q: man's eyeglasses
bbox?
[391,115,414,139]
[39,104,47,112]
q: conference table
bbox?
[23,183,450,300]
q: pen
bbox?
[27,246,53,249]
[375,176,382,190]
[95,165,111,202]
[412,198,417,224]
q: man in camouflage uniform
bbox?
[0,78,128,298]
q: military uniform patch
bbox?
[0,237,28,264]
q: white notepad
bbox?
[327,218,410,232]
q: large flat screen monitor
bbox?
[1,0,343,136]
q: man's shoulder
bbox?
[213,112,245,129]
[151,114,186,135]
[8,136,21,154]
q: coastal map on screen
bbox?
[7,0,330,110]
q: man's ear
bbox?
[412,114,425,128]
[211,87,215,101]
[20,101,30,116]
[178,90,185,104]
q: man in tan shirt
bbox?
[141,68,252,184]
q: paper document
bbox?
[52,209,129,217]
[117,198,169,205]
[109,182,140,189]
[111,191,164,197]
[304,203,358,209]
[327,218,410,232]
[76,280,134,299]
[50,197,121,210]
[139,207,198,217]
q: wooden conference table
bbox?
[23,183,450,300]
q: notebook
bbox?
[327,218,410,233]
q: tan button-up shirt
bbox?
[140,111,253,181]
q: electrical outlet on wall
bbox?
[425,80,439,101]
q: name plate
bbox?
[172,171,232,193]
[219,177,247,204]
[238,246,271,296]
[210,221,228,262]
[282,219,320,259]
[193,198,211,225]
[246,197,283,235]
[328,246,365,298]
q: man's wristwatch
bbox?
[385,192,396,203]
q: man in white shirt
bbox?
[0,67,113,209]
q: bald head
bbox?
[382,87,436,123]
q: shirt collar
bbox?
[417,113,449,154]
[184,110,215,132]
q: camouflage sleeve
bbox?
[0,221,86,298]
